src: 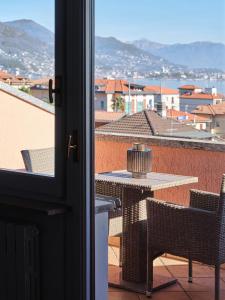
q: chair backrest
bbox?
[21,148,54,175]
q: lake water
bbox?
[134,79,225,94]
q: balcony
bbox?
[95,131,225,300]
[108,254,225,300]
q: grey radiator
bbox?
[0,222,40,300]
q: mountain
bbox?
[5,19,54,46]
[132,39,225,71]
[95,36,184,77]
[0,19,54,78]
[0,18,224,79]
[132,39,165,51]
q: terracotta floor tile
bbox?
[139,291,190,300]
[177,277,225,292]
[108,246,120,266]
[154,257,164,267]
[165,262,214,278]
[188,291,225,300]
[108,291,140,300]
[160,256,188,267]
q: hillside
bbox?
[132,39,225,71]
[95,36,184,78]
[0,19,54,78]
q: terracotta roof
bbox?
[179,85,202,90]
[95,79,178,95]
[180,93,225,100]
[95,111,125,122]
[0,70,30,84]
[95,79,129,93]
[192,104,225,116]
[167,109,210,122]
[144,85,179,95]
[96,110,212,139]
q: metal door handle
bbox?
[67,134,78,159]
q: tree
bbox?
[111,95,125,112]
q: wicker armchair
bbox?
[96,181,123,265]
[146,175,225,300]
[21,147,54,175]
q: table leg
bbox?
[122,188,152,283]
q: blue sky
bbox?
[0,0,225,44]
[96,0,225,44]
[0,0,54,32]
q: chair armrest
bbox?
[146,198,216,249]
[190,189,220,212]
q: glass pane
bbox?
[0,1,55,176]
[95,1,225,299]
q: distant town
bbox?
[1,68,225,143]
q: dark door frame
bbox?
[0,0,95,299]
[0,0,65,199]
[64,0,95,299]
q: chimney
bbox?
[157,102,167,118]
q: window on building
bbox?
[125,101,131,114]
[101,100,105,110]
[137,101,143,112]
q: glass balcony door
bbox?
[0,0,65,197]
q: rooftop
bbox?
[95,111,125,123]
[144,85,179,95]
[192,104,225,116]
[179,85,202,90]
[96,110,213,140]
[0,70,30,84]
[167,109,210,123]
[180,93,225,100]
[95,79,179,95]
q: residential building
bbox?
[95,79,180,114]
[178,84,203,95]
[167,108,211,130]
[145,85,180,111]
[96,109,213,140]
[95,79,155,113]
[192,104,225,136]
[180,87,225,112]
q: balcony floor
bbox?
[108,244,225,300]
